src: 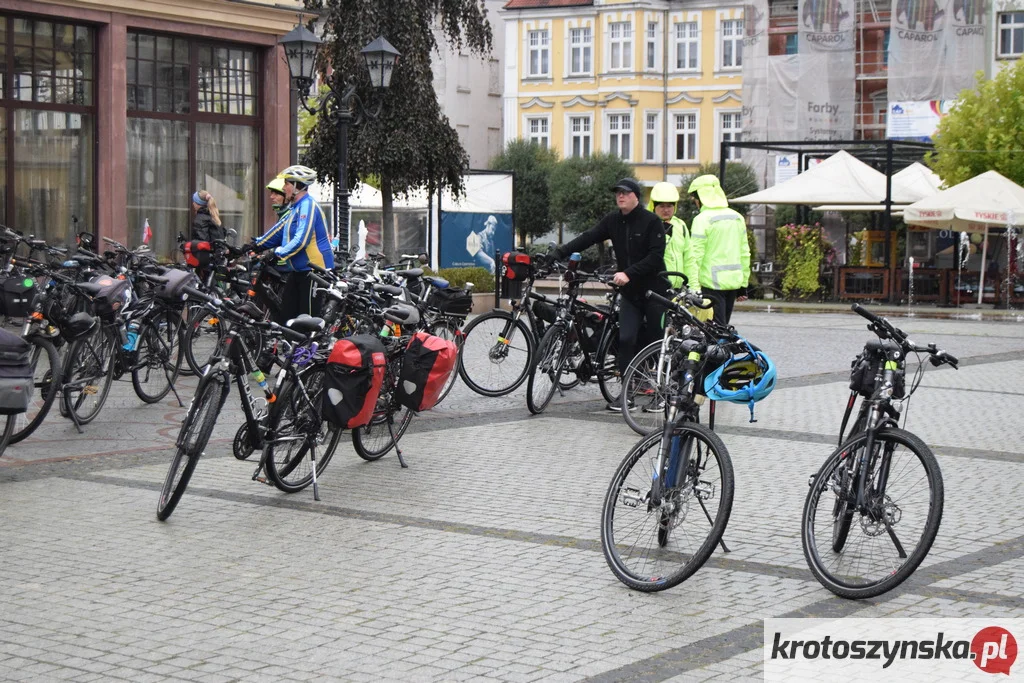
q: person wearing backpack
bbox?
[647,182,688,289]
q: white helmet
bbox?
[278,164,317,186]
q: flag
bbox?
[142,217,152,245]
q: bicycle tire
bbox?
[183,306,224,376]
[352,403,413,460]
[601,421,733,592]
[802,426,943,600]
[426,318,464,406]
[62,326,116,426]
[457,311,534,397]
[9,334,61,444]
[132,309,185,403]
[0,414,17,458]
[263,369,342,493]
[597,324,621,405]
[156,374,229,520]
[526,325,570,415]
[620,340,679,436]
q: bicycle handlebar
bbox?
[851,304,958,369]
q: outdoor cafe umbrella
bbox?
[903,170,1024,304]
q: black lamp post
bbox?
[280,23,400,250]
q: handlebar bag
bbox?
[426,287,473,318]
[0,328,33,414]
[2,275,36,319]
[321,334,386,429]
[849,347,905,399]
[89,275,130,322]
[154,269,196,301]
[397,330,458,412]
[501,251,532,281]
[184,241,212,270]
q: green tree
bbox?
[677,161,759,226]
[489,140,559,247]
[927,59,1024,187]
[302,0,492,258]
[549,152,634,236]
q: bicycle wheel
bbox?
[62,326,116,426]
[0,414,17,458]
[620,341,679,436]
[132,310,184,403]
[427,318,464,406]
[802,427,943,600]
[263,368,342,493]
[9,334,61,444]
[597,324,621,404]
[156,374,230,520]
[183,306,223,375]
[526,325,570,415]
[601,422,734,592]
[352,400,413,461]
[457,311,533,397]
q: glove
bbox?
[259,250,279,265]
[240,240,256,253]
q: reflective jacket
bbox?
[253,193,334,272]
[685,206,750,292]
[662,217,688,289]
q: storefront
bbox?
[1,0,299,258]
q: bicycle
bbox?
[801,303,958,599]
[601,288,737,592]
[525,255,620,415]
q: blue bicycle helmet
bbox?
[703,346,776,422]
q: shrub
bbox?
[434,266,495,293]
[776,223,835,297]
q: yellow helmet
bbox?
[266,177,286,193]
[649,182,680,204]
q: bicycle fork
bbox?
[855,405,906,559]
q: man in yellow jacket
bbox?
[684,175,750,324]
[646,182,688,289]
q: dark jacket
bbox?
[191,208,225,243]
[558,205,668,301]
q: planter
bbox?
[471,291,509,314]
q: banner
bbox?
[942,0,987,99]
[797,0,856,140]
[889,0,948,101]
[886,99,955,140]
[767,55,800,141]
[439,212,513,273]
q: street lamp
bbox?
[280,23,400,251]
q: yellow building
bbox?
[501,0,745,189]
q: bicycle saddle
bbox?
[423,276,450,289]
[373,283,404,298]
[286,314,326,335]
[383,304,420,327]
[395,268,423,278]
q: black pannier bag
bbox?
[320,335,386,429]
[0,328,33,414]
[426,287,473,319]
[89,275,130,321]
[849,349,906,399]
[2,275,36,319]
[154,269,196,301]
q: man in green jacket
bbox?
[684,174,750,324]
[646,182,688,289]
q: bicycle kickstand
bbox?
[697,497,731,553]
[309,444,321,501]
[387,416,408,469]
[166,371,184,408]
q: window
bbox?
[607,113,631,160]
[674,22,699,70]
[646,22,657,70]
[569,27,592,75]
[998,12,1024,57]
[720,112,742,160]
[526,116,549,148]
[883,30,890,66]
[127,31,260,257]
[528,30,549,76]
[609,22,632,71]
[569,115,591,158]
[785,33,798,55]
[488,58,500,94]
[457,54,470,92]
[673,112,697,161]
[721,19,743,69]
[1,17,96,244]
[645,112,660,162]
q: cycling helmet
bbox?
[266,177,287,194]
[649,182,680,205]
[278,165,317,187]
[703,346,776,422]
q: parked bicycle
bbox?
[801,303,957,599]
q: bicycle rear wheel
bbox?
[183,306,223,375]
[263,368,342,493]
[457,311,533,397]
[597,325,621,404]
[132,309,184,403]
[601,421,734,592]
[10,334,61,444]
[0,414,17,458]
[352,402,413,460]
[802,427,943,599]
[62,326,116,425]
[427,318,464,406]
[156,374,229,520]
[526,325,570,415]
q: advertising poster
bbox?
[439,212,513,273]
[886,100,955,140]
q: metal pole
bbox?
[978,226,989,306]
[884,141,894,302]
[335,105,352,249]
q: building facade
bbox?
[4,0,301,259]
[500,0,745,188]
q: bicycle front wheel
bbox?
[601,421,734,592]
[620,341,678,436]
[10,334,61,444]
[132,309,184,403]
[526,325,570,415]
[802,427,943,600]
[156,374,230,520]
[62,326,116,425]
[457,311,533,397]
[183,306,224,375]
[597,324,621,404]
[263,368,342,493]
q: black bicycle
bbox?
[802,303,957,599]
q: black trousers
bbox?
[274,270,315,325]
[617,295,665,375]
[704,288,739,324]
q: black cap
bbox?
[611,178,643,202]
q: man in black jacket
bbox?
[553,178,668,410]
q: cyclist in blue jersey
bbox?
[251,164,335,323]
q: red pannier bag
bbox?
[184,240,212,269]
[501,251,532,281]
[320,335,386,429]
[397,331,458,412]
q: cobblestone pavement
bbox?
[1,311,1022,682]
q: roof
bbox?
[503,0,592,9]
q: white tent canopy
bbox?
[903,170,1024,233]
[892,162,943,203]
